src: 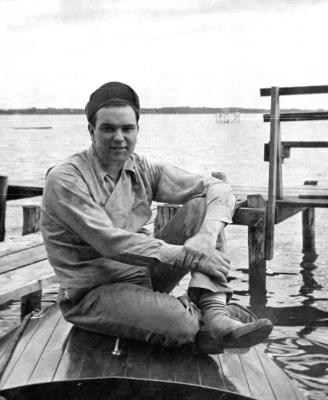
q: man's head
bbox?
[86,82,140,168]
[85,81,140,127]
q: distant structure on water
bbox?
[215,111,240,123]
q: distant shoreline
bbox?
[0,107,325,115]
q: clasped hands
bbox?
[175,233,230,283]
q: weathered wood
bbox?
[0,231,43,258]
[0,176,8,242]
[154,204,180,236]
[0,244,47,274]
[2,307,61,389]
[266,87,280,260]
[0,304,306,399]
[21,291,42,320]
[275,205,305,224]
[28,315,72,385]
[302,207,317,261]
[22,205,41,235]
[263,111,328,122]
[247,195,267,303]
[233,207,265,226]
[260,84,328,96]
[7,185,43,201]
[0,260,56,306]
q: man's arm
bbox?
[148,161,236,279]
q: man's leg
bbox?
[150,197,273,352]
[150,196,231,297]
[59,282,200,347]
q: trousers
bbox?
[59,197,233,347]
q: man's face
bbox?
[89,105,138,166]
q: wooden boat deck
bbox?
[0,304,305,400]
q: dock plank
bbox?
[0,244,47,274]
[0,232,43,257]
[256,344,301,400]
[28,314,72,384]
[0,317,42,387]
[102,338,129,378]
[53,327,90,381]
[124,340,152,380]
[238,346,275,400]
[197,354,226,390]
[148,347,176,382]
[0,259,56,305]
[79,333,113,379]
[2,307,61,389]
[219,349,252,397]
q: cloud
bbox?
[4,0,326,33]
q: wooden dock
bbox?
[0,304,305,400]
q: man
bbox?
[40,81,272,353]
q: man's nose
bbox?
[113,129,124,141]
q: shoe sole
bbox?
[223,320,273,348]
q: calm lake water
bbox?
[0,114,327,399]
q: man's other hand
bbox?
[175,233,231,282]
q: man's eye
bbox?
[123,127,135,133]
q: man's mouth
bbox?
[110,147,126,150]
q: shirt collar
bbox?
[88,145,137,181]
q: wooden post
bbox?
[0,176,8,242]
[22,205,41,235]
[302,180,318,262]
[21,291,42,320]
[21,205,42,318]
[154,204,180,236]
[266,87,280,260]
[247,195,267,306]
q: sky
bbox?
[1,0,328,109]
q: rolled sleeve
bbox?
[147,161,236,224]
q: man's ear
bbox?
[88,123,95,140]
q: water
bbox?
[1,114,327,399]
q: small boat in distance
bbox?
[216,112,240,123]
[12,126,52,130]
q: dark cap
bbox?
[85,81,140,123]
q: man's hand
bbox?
[175,233,231,282]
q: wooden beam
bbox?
[260,85,328,96]
[275,206,305,224]
[7,185,43,201]
[263,111,328,122]
[0,176,8,242]
[232,207,265,226]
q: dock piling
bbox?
[0,176,8,242]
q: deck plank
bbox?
[219,349,252,397]
[0,317,42,388]
[124,340,152,380]
[255,344,300,400]
[149,347,176,382]
[197,354,226,390]
[102,338,129,378]
[0,260,56,305]
[2,307,61,389]
[0,244,47,274]
[28,313,72,384]
[0,232,43,257]
[79,333,114,379]
[169,345,201,385]
[53,327,91,381]
[238,346,275,400]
